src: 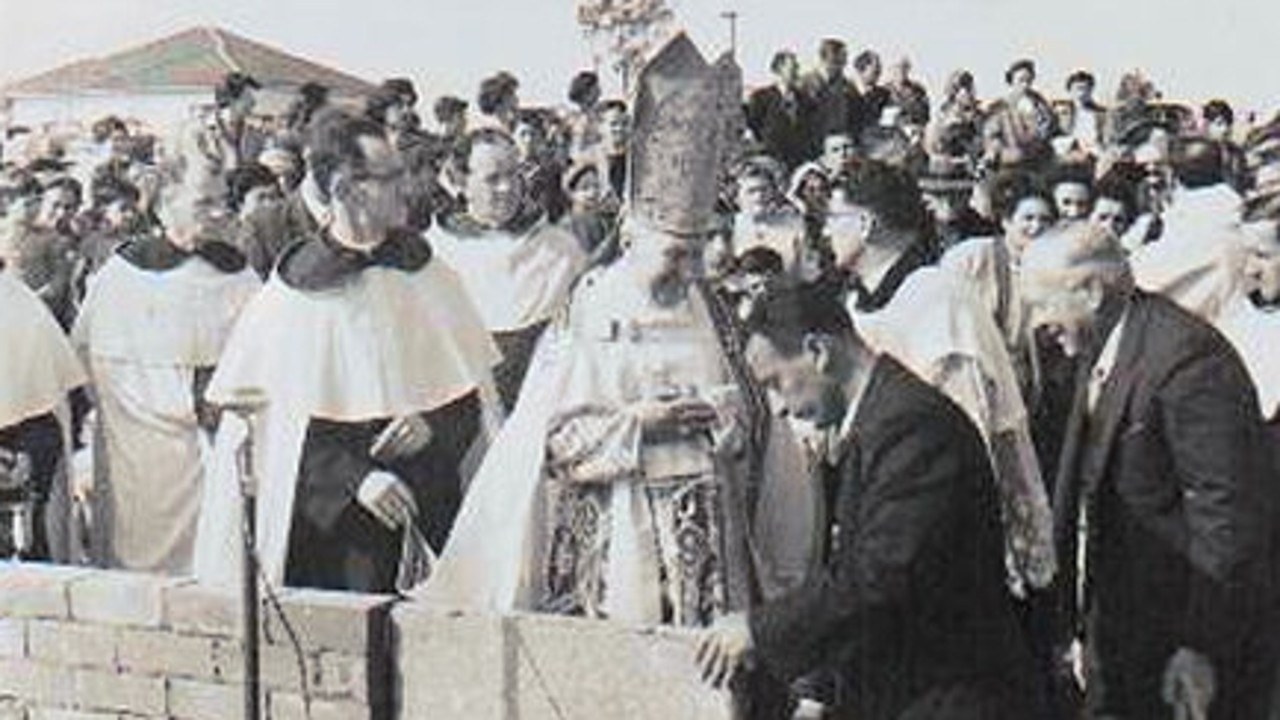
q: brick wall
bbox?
[0,564,732,720]
[0,564,393,720]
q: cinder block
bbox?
[67,571,191,628]
[0,617,26,659]
[29,709,125,720]
[115,628,239,681]
[258,644,318,693]
[0,658,64,705]
[269,692,370,720]
[70,668,165,716]
[314,652,368,702]
[508,613,733,720]
[392,604,506,720]
[166,678,245,720]
[26,621,117,670]
[163,583,242,637]
[0,697,25,720]
[263,590,394,656]
[0,564,90,619]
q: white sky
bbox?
[1,0,1278,119]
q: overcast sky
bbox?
[2,0,1277,119]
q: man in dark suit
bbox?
[696,286,1038,719]
[745,50,814,171]
[1020,222,1279,719]
[801,39,865,155]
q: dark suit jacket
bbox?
[800,72,866,146]
[750,357,1035,720]
[1053,291,1277,718]
[745,85,815,170]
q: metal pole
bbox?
[242,448,260,720]
[224,388,268,720]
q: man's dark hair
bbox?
[477,72,519,116]
[91,115,128,143]
[744,284,854,358]
[737,246,785,277]
[226,163,278,213]
[305,109,389,202]
[769,50,797,75]
[567,71,600,106]
[433,95,468,123]
[818,38,846,61]
[1172,136,1226,188]
[1065,70,1095,90]
[842,160,928,234]
[600,99,628,115]
[382,77,418,108]
[853,50,880,73]
[1004,59,1036,85]
[364,85,406,125]
[1203,99,1234,126]
[988,170,1052,220]
[214,72,261,108]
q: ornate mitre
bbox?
[629,33,735,236]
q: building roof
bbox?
[3,26,378,98]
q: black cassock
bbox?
[285,392,481,594]
[0,412,62,559]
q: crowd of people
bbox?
[4,29,1280,719]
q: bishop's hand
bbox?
[636,398,719,439]
[695,612,753,690]
[356,471,418,531]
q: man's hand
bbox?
[1162,647,1215,720]
[637,398,719,438]
[695,612,753,689]
[370,415,434,462]
[356,471,418,531]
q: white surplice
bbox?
[191,259,500,588]
[426,218,588,333]
[72,255,259,574]
[0,270,85,429]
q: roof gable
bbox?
[4,26,378,98]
